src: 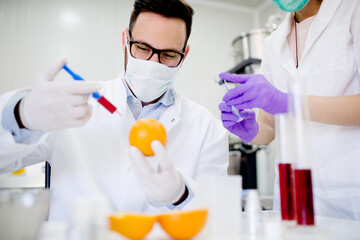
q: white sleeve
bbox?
[0,90,53,173]
[351,1,360,75]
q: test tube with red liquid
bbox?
[275,114,295,221]
[294,168,314,225]
[288,80,315,226]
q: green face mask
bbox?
[270,0,310,12]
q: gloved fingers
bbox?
[39,58,67,82]
[218,102,232,112]
[151,140,173,172]
[243,120,258,131]
[219,72,251,84]
[225,87,257,106]
[69,95,90,106]
[65,105,93,128]
[223,84,252,103]
[67,104,91,119]
[61,81,102,95]
[239,109,256,120]
[222,120,236,129]
[221,111,240,122]
[233,89,271,110]
[129,146,155,175]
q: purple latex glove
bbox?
[219,102,259,143]
[220,72,288,114]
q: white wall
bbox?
[176,2,255,117]
[258,2,284,28]
[0,0,255,118]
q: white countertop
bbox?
[38,211,360,240]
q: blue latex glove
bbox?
[220,72,288,115]
[219,103,259,143]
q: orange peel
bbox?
[109,213,157,240]
[129,118,167,156]
[158,209,208,240]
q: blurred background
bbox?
[0,0,284,209]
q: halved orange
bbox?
[158,209,208,240]
[129,118,167,156]
[109,213,157,240]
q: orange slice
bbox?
[158,209,208,240]
[109,213,157,240]
[12,168,25,175]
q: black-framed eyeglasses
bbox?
[128,33,185,68]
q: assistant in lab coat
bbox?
[219,0,360,220]
[0,0,229,220]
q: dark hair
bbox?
[129,0,194,47]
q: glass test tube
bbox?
[288,79,315,226]
[275,114,295,221]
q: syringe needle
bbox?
[114,110,122,117]
[215,74,244,122]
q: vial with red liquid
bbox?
[275,114,295,221]
[288,79,315,226]
[294,168,314,225]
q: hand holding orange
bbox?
[129,118,167,156]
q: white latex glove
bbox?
[129,140,186,205]
[19,58,102,131]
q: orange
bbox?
[158,209,208,240]
[129,118,167,156]
[108,213,157,240]
[12,168,25,175]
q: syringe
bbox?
[215,75,243,122]
[62,64,122,117]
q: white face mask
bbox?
[124,31,181,103]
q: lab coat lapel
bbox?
[275,13,298,77]
[300,0,343,65]
[159,90,181,133]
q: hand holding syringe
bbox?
[215,75,244,122]
[62,65,122,117]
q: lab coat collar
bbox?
[273,12,294,54]
[300,0,343,64]
[117,73,181,132]
[275,13,298,77]
[158,90,181,133]
[276,0,343,77]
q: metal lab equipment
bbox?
[229,14,283,74]
[232,29,272,74]
[0,188,50,240]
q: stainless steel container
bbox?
[0,188,50,240]
[232,28,272,66]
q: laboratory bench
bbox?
[38,210,360,240]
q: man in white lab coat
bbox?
[0,0,229,220]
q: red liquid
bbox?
[294,169,315,225]
[278,163,295,220]
[98,96,117,113]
